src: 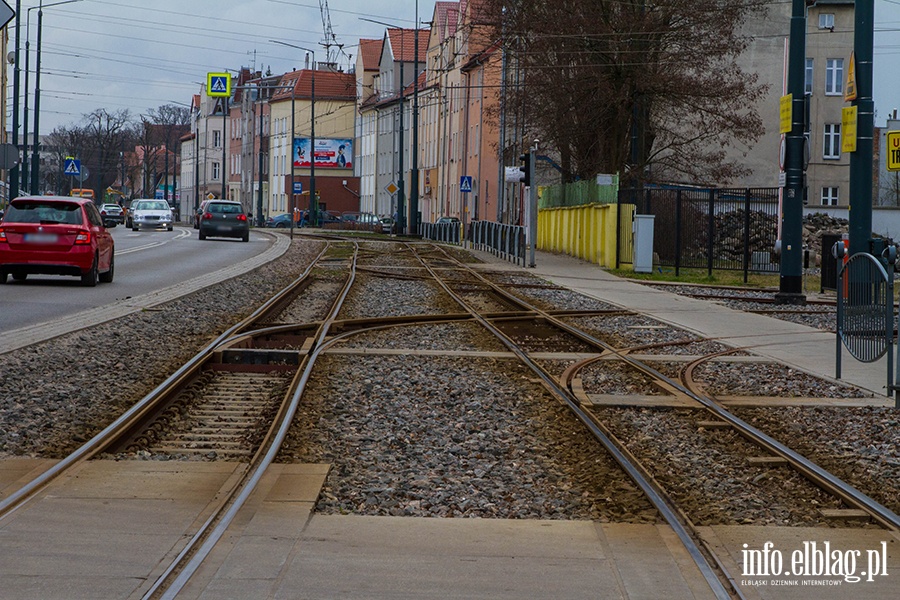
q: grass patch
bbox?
[607,266,826,292]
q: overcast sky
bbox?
[8,0,900,134]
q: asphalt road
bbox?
[0,225,276,334]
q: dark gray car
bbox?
[198,201,250,242]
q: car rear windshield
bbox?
[208,203,243,214]
[5,201,83,225]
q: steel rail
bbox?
[146,242,360,600]
[430,243,900,533]
[409,243,737,600]
[0,243,330,522]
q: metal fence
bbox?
[421,222,462,245]
[617,187,781,281]
[835,251,896,404]
[469,221,527,266]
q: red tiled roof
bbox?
[358,38,382,72]
[272,69,357,102]
[434,2,458,41]
[387,28,430,63]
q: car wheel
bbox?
[132,225,139,231]
[125,219,132,228]
[275,222,285,228]
[199,231,206,240]
[167,226,173,231]
[12,272,27,282]
[0,272,6,284]
[81,256,99,287]
[242,232,249,242]
[99,254,114,283]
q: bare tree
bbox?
[146,104,191,203]
[481,0,768,186]
[80,108,133,200]
[45,125,89,195]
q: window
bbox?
[819,13,834,30]
[213,130,222,148]
[825,58,843,95]
[821,187,839,206]
[823,124,841,159]
[212,162,220,180]
[805,58,813,94]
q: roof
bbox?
[387,28,430,62]
[358,38,382,72]
[272,69,357,102]
[434,2,459,41]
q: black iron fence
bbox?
[469,221,527,266]
[617,187,781,281]
[421,222,462,245]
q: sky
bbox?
[7,0,900,134]
[5,0,429,133]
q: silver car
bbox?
[131,199,174,231]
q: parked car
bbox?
[0,195,115,286]
[265,213,294,228]
[198,200,251,242]
[131,199,174,231]
[298,210,342,227]
[436,216,460,225]
[99,203,124,227]
[342,212,383,232]
[379,217,396,234]
[193,199,213,229]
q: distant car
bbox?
[99,203,124,227]
[298,210,341,227]
[380,217,396,234]
[193,200,213,229]
[131,199,174,231]
[0,195,115,286]
[198,200,250,242]
[342,212,382,232]
[265,213,294,228]
[436,216,460,225]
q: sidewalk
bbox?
[470,248,895,400]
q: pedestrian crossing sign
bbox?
[460,176,473,193]
[207,72,231,98]
[64,157,81,177]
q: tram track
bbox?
[1,235,898,599]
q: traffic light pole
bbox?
[849,0,874,257]
[527,145,537,267]
[775,0,808,305]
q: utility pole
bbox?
[848,0,874,256]
[10,0,21,198]
[775,0,809,305]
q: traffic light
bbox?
[519,153,531,186]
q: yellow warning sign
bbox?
[779,94,792,134]
[844,52,857,102]
[887,131,900,171]
[842,106,857,153]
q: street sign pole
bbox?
[849,0,874,257]
[528,146,537,267]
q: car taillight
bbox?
[74,231,92,245]
[100,210,107,216]
[0,228,6,242]
[203,212,213,220]
[236,214,247,221]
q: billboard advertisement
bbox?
[293,138,353,169]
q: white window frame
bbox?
[821,187,839,206]
[825,58,843,95]
[823,124,841,160]
[819,13,835,30]
[805,58,813,94]
[212,162,220,181]
[213,129,222,148]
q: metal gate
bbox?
[836,250,896,404]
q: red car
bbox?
[0,196,115,286]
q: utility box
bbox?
[820,232,842,292]
[633,214,655,273]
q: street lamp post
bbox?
[29,0,84,195]
[361,16,423,235]
[10,0,21,198]
[271,40,316,226]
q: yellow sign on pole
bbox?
[779,94,792,134]
[841,106,857,153]
[887,131,900,171]
[844,51,857,102]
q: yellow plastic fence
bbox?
[537,202,621,269]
